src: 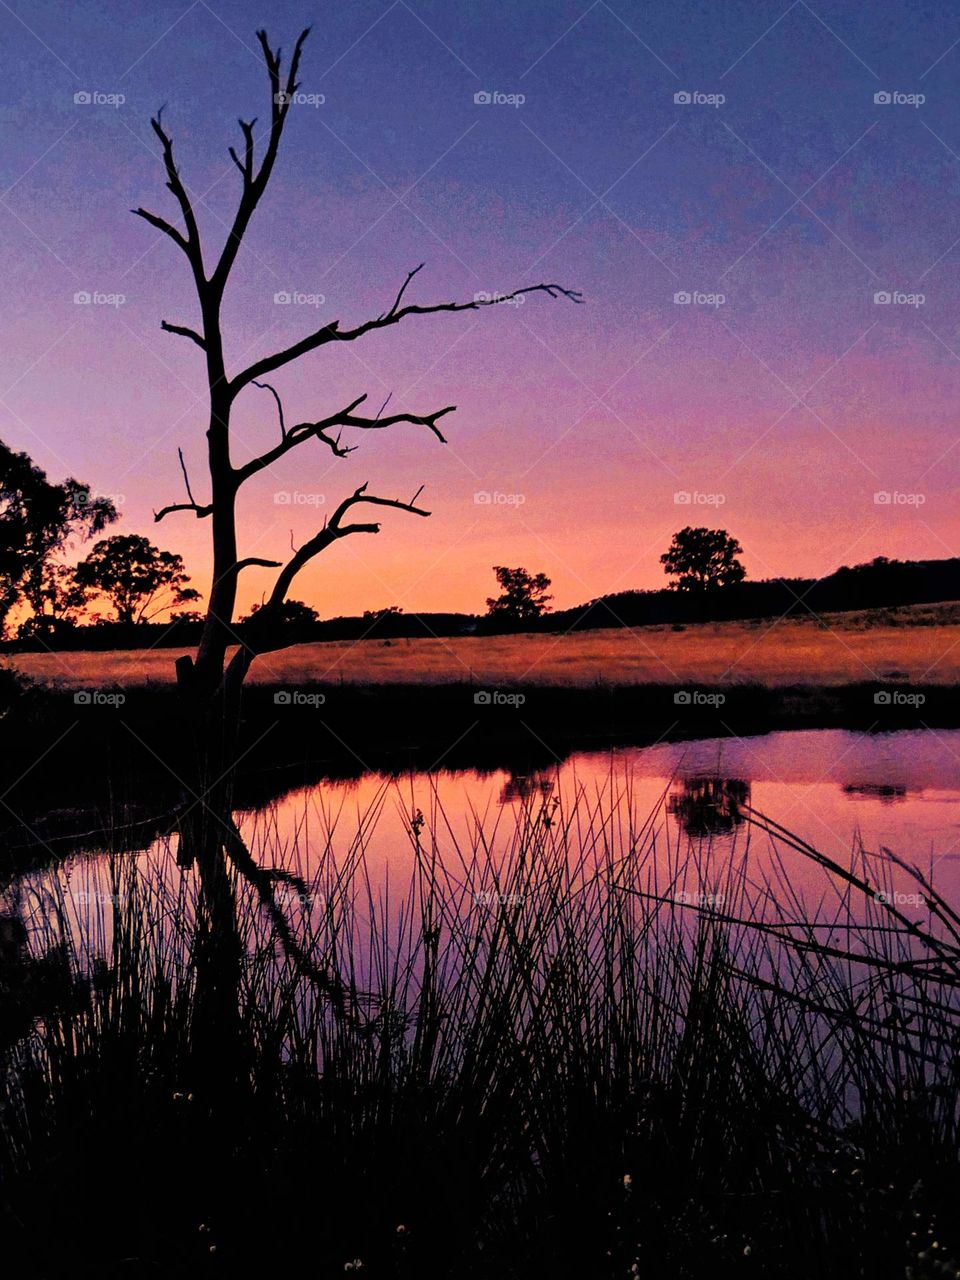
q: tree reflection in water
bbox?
[668,776,750,837]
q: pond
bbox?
[41,726,957,911]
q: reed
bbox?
[1,780,959,1277]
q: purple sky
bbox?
[2,0,960,615]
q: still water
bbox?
[233,727,960,907]
[21,728,960,933]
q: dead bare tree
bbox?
[133,29,580,1039]
[137,26,582,721]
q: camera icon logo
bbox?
[674,91,691,104]
[274,691,292,705]
[674,491,692,504]
[673,290,691,304]
[474,690,492,705]
[474,90,492,105]
[874,691,892,705]
[674,690,691,705]
[274,91,291,106]
[74,90,91,105]
[874,91,891,105]
[273,290,292,304]
[873,491,891,505]
[474,490,492,504]
[74,290,91,305]
[74,691,92,705]
[274,491,292,505]
[873,291,891,305]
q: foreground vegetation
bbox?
[2,784,960,1277]
[11,600,960,690]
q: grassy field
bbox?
[10,600,960,690]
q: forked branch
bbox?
[211,28,311,294]
[262,483,429,622]
[155,448,212,522]
[132,107,205,289]
[235,388,454,484]
[231,272,584,394]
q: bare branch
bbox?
[231,557,283,574]
[178,447,200,507]
[259,483,429,630]
[251,379,287,438]
[379,263,424,319]
[154,447,212,521]
[154,501,212,522]
[343,402,454,443]
[161,319,206,350]
[231,272,583,393]
[133,108,205,287]
[210,29,311,295]
[233,391,453,485]
[131,207,190,255]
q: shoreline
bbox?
[1,680,957,863]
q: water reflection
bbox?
[499,772,555,804]
[9,729,960,920]
[667,777,750,837]
[842,783,909,804]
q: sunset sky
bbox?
[2,0,960,617]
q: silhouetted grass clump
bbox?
[1,785,959,1278]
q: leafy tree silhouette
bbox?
[661,527,746,593]
[0,439,116,635]
[74,534,199,624]
[486,566,553,622]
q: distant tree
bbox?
[362,605,403,620]
[15,563,87,640]
[486,566,553,621]
[74,534,200,624]
[0,439,117,635]
[243,599,318,627]
[661,527,746,593]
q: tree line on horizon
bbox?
[2,441,951,651]
[0,435,752,642]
